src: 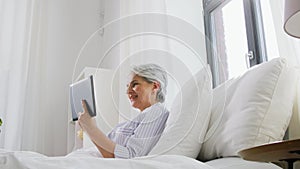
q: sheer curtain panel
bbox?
[0,0,47,153]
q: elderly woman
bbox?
[78,64,169,159]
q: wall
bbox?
[166,0,207,69]
[166,0,208,108]
[35,0,206,156]
[36,0,106,156]
[103,0,208,120]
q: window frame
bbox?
[203,0,268,87]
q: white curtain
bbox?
[268,0,300,66]
[0,0,46,152]
[267,0,300,139]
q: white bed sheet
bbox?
[205,157,281,169]
[0,149,214,169]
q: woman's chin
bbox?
[130,101,137,107]
[131,103,142,111]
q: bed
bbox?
[0,149,215,169]
[0,57,299,169]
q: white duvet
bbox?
[0,149,213,169]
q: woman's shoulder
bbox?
[141,103,169,122]
[144,102,168,113]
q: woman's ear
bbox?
[152,81,160,92]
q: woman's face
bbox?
[127,74,159,111]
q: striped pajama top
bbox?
[107,102,169,159]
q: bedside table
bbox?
[238,139,300,169]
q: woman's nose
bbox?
[127,86,133,94]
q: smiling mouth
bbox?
[129,95,138,101]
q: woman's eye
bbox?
[132,83,138,87]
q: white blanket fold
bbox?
[0,149,213,169]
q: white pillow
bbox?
[149,65,213,158]
[198,58,298,161]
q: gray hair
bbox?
[131,64,168,103]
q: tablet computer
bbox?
[69,75,96,121]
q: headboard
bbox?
[68,68,119,151]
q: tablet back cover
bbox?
[70,75,96,121]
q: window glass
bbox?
[210,0,249,84]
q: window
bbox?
[203,0,277,86]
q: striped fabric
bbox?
[107,103,169,159]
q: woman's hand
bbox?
[78,100,116,158]
[78,100,97,132]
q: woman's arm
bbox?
[93,141,115,158]
[87,127,115,158]
[78,100,116,158]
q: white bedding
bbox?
[0,149,213,169]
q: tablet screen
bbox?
[69,75,96,121]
